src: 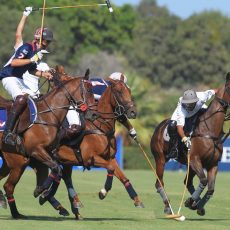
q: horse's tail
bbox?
[150,119,169,158]
[0,151,10,181]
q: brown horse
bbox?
[0,70,93,218]
[39,77,144,218]
[150,73,230,216]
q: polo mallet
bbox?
[31,0,113,13]
[174,138,192,219]
[134,138,183,219]
[39,0,46,48]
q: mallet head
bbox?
[105,0,113,13]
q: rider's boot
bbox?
[2,95,27,146]
[60,124,82,141]
[166,120,178,159]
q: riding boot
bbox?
[60,124,82,142]
[166,120,178,159]
[167,135,178,159]
[2,95,27,146]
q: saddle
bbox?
[164,110,206,160]
[0,96,38,155]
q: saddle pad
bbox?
[0,96,37,131]
[0,109,7,131]
[28,96,37,125]
[163,125,170,142]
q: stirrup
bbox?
[166,149,178,159]
[3,132,16,146]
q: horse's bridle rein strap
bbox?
[34,75,85,127]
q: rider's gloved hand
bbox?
[23,7,33,16]
[30,51,43,64]
[41,71,53,80]
[182,136,191,149]
[129,128,137,140]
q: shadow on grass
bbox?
[158,217,230,221]
[0,215,138,222]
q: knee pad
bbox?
[15,95,27,106]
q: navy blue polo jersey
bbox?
[90,78,111,100]
[0,42,37,80]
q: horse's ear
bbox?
[84,68,90,80]
[226,72,230,81]
[55,65,65,74]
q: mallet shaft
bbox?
[33,3,107,11]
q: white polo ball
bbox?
[177,215,186,221]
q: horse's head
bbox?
[48,66,95,112]
[108,79,137,119]
[215,72,230,110]
[223,72,230,106]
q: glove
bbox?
[30,51,43,64]
[129,128,137,140]
[23,7,33,16]
[182,136,191,149]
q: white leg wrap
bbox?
[100,188,107,197]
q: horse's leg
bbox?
[30,159,69,216]
[110,158,144,208]
[3,154,27,219]
[184,159,207,211]
[153,155,172,214]
[0,152,10,209]
[29,146,62,202]
[185,167,196,195]
[196,166,218,216]
[98,169,114,200]
[62,165,83,220]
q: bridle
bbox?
[192,81,230,143]
[110,81,135,118]
[34,71,89,127]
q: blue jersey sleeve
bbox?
[14,43,33,59]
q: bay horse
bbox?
[150,73,230,216]
[0,71,93,218]
[39,77,144,218]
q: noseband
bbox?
[215,85,230,110]
[110,81,134,117]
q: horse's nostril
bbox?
[130,111,136,118]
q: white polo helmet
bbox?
[181,89,199,104]
[109,72,127,84]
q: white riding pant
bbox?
[23,72,40,95]
[66,106,81,126]
[22,62,50,95]
[2,76,38,100]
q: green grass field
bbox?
[0,170,230,230]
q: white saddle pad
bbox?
[163,125,170,142]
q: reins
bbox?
[86,81,134,137]
[33,72,87,127]
[192,83,230,142]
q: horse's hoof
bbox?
[197,208,205,216]
[12,213,27,219]
[98,191,107,200]
[0,191,7,209]
[184,197,197,210]
[33,186,44,198]
[134,201,145,208]
[58,207,70,216]
[39,195,48,205]
[75,213,84,220]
